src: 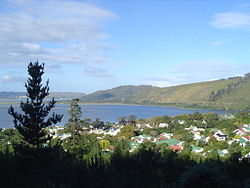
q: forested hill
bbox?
[0,92,86,100]
[80,73,250,110]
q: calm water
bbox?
[0,100,228,128]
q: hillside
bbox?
[80,73,250,110]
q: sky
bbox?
[1,0,250,93]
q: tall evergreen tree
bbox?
[65,98,82,144]
[8,61,63,158]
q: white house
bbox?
[159,123,169,128]
[213,130,227,141]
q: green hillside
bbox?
[80,74,250,110]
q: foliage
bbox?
[117,125,135,139]
[99,140,111,151]
[118,116,127,125]
[92,118,105,129]
[65,98,82,144]
[191,112,203,121]
[127,115,137,126]
[8,61,63,158]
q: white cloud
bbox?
[0,0,116,75]
[144,76,185,87]
[211,12,250,29]
[22,43,41,51]
[145,59,250,87]
[0,72,25,84]
[84,66,113,78]
[171,58,250,83]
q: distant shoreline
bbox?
[58,101,231,112]
[0,99,238,112]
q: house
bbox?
[239,136,250,147]
[145,124,153,128]
[178,120,185,125]
[234,128,246,136]
[170,145,183,152]
[105,128,120,136]
[193,134,202,141]
[197,135,206,142]
[242,127,250,133]
[191,144,203,153]
[89,129,104,134]
[185,126,205,140]
[131,134,152,143]
[217,149,229,157]
[159,123,169,128]
[157,138,184,152]
[49,126,64,136]
[158,133,173,140]
[213,130,227,141]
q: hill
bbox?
[80,73,250,110]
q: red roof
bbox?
[239,128,245,132]
[192,130,200,133]
[159,136,167,140]
[170,145,183,152]
[243,136,250,140]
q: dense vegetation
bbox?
[1,111,250,187]
[80,73,250,110]
[0,62,249,187]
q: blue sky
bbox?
[1,0,250,93]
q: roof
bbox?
[157,139,182,146]
[217,149,228,157]
[239,137,247,144]
[141,134,151,138]
[243,135,250,141]
[210,128,219,132]
[170,145,183,152]
[191,144,203,152]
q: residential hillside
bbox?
[0,92,86,100]
[80,73,250,110]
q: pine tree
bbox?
[8,61,63,158]
[65,98,82,144]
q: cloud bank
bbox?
[145,59,250,87]
[0,0,116,76]
[211,12,250,29]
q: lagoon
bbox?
[0,101,228,128]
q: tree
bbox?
[128,115,137,127]
[8,61,63,158]
[81,118,92,128]
[191,112,203,121]
[92,118,105,129]
[65,98,82,144]
[118,116,127,125]
[117,125,135,139]
[203,112,219,129]
[99,140,111,151]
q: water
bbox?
[0,100,228,128]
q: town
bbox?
[45,110,250,161]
